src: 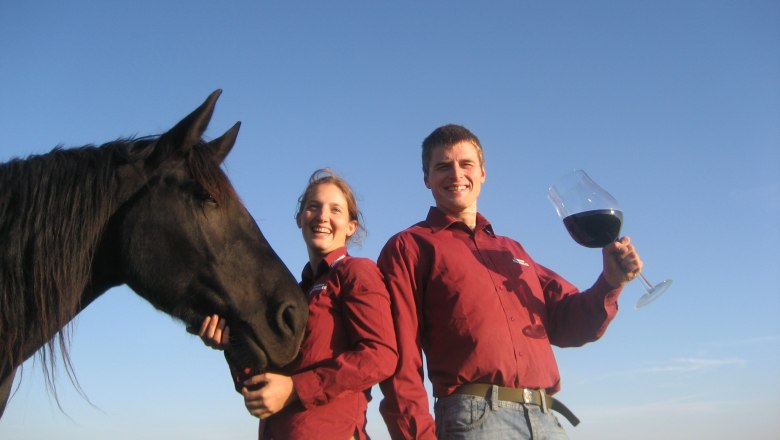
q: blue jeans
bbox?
[434,385,569,440]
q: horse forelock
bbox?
[187,141,239,206]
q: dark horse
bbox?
[0,90,307,418]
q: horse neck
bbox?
[76,153,160,319]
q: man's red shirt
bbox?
[377,208,622,440]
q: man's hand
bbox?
[602,236,644,288]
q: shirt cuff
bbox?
[291,370,325,409]
[594,273,623,305]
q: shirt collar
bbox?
[301,246,349,284]
[425,206,495,237]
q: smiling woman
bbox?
[198,168,398,440]
[296,169,366,267]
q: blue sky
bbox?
[1,1,778,439]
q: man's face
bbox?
[424,141,486,220]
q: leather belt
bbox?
[454,383,580,426]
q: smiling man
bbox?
[423,139,485,230]
[377,124,645,440]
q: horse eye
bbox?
[197,189,218,206]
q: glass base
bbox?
[635,279,672,309]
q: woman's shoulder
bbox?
[331,255,383,283]
[337,255,380,272]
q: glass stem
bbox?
[638,272,655,292]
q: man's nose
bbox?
[451,164,464,178]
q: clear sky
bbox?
[1,1,778,439]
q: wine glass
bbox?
[548,169,671,308]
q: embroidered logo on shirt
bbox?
[308,283,327,299]
[512,258,529,267]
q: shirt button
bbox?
[510,317,516,321]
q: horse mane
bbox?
[0,142,130,394]
[0,135,235,395]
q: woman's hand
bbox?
[198,314,230,350]
[241,372,299,419]
[602,236,644,288]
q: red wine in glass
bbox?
[548,170,671,308]
[563,209,623,248]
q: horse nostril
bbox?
[277,302,300,339]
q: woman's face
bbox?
[297,182,357,259]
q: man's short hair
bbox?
[421,124,484,176]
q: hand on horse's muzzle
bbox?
[196,314,231,350]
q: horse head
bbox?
[97,90,307,371]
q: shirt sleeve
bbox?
[377,234,437,440]
[537,261,623,348]
[292,258,399,409]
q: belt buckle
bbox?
[522,388,533,404]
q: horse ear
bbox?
[157,89,222,159]
[202,121,241,165]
